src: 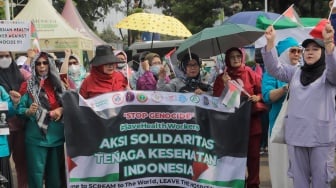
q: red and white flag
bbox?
[30,22,40,53]
[283,5,302,26]
[272,4,303,27]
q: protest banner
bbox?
[63,91,251,188]
[0,20,31,51]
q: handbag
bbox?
[270,91,289,144]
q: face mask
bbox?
[117,63,126,69]
[150,65,161,76]
[0,58,12,69]
[68,65,81,79]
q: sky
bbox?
[94,0,162,37]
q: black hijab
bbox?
[0,52,24,92]
[300,47,325,86]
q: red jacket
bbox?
[213,66,263,135]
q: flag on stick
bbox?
[164,48,177,77]
[272,4,303,27]
[328,0,336,19]
[309,19,329,39]
[30,22,40,53]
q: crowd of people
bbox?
[0,12,335,188]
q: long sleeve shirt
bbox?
[262,47,336,147]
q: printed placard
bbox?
[0,20,31,51]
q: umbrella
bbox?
[115,12,192,38]
[223,11,281,27]
[176,23,264,59]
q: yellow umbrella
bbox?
[115,12,192,38]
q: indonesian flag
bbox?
[283,5,302,27]
[30,22,40,53]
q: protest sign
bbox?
[63,91,251,188]
[0,20,31,51]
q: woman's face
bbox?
[103,63,117,74]
[35,57,49,77]
[117,54,126,63]
[228,51,242,68]
[150,57,162,66]
[303,43,322,65]
[185,59,200,78]
[288,47,302,65]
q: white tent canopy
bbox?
[61,0,107,47]
[14,0,94,61]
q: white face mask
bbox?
[68,65,81,78]
[0,57,12,69]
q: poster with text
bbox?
[63,91,251,188]
[0,20,31,51]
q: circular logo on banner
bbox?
[112,93,124,105]
[137,93,148,103]
[152,93,163,103]
[178,95,187,103]
[190,95,200,104]
[125,91,135,102]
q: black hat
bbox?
[302,38,325,48]
[90,45,123,67]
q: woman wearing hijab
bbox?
[261,37,302,188]
[60,49,87,90]
[263,24,336,188]
[156,53,211,94]
[136,53,170,90]
[0,51,29,188]
[17,52,65,188]
[80,45,127,99]
[213,47,265,188]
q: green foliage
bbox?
[0,7,4,19]
[154,0,221,34]
[99,26,121,43]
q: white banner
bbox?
[0,20,31,51]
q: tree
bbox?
[99,26,121,43]
[155,0,221,34]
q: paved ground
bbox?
[9,154,336,188]
[259,153,336,188]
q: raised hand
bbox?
[9,90,21,106]
[221,70,231,85]
[26,102,38,116]
[265,25,276,51]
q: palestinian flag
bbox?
[220,80,241,108]
[30,22,40,53]
[283,5,302,27]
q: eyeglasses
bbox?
[289,48,303,54]
[36,61,49,66]
[0,55,10,59]
[68,61,78,65]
